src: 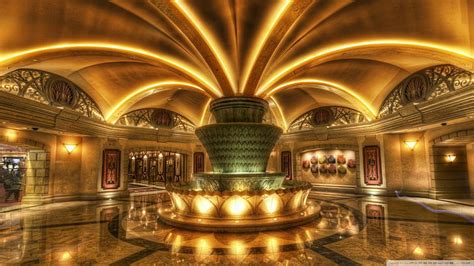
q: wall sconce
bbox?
[63,144,77,154]
[447,154,456,163]
[404,140,418,151]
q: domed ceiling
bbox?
[0,0,473,129]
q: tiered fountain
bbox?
[159,97,320,232]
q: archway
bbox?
[0,136,50,204]
[430,129,474,199]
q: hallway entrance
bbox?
[0,144,27,206]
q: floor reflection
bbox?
[0,191,472,265]
[119,194,361,264]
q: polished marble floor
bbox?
[0,191,472,265]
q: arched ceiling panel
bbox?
[266,0,473,71]
[273,59,410,112]
[66,62,205,117]
[127,89,210,125]
[273,88,355,124]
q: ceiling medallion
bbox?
[150,109,174,128]
[311,108,334,126]
[45,78,79,108]
[401,74,429,104]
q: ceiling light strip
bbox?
[0,43,222,97]
[173,0,237,94]
[240,0,291,94]
[199,98,213,126]
[269,96,287,130]
[256,40,474,96]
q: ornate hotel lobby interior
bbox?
[0,0,474,265]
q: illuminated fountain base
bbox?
[159,181,320,232]
[159,97,319,232]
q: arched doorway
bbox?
[0,137,50,204]
[430,129,474,199]
[0,144,27,205]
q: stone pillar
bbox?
[467,143,474,196]
[23,150,50,203]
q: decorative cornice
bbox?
[378,64,474,118]
[0,91,196,143]
[282,86,474,142]
[0,86,472,143]
[116,108,196,132]
[0,69,104,120]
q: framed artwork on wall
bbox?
[194,152,205,173]
[281,151,292,180]
[102,149,121,190]
[363,146,383,185]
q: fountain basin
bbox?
[160,181,319,232]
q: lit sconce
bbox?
[413,246,424,256]
[404,140,418,151]
[5,129,17,141]
[452,236,463,245]
[447,154,456,163]
[60,251,72,261]
[63,144,77,154]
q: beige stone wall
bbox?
[382,134,403,192]
[383,132,431,195]
[52,136,82,196]
[80,137,101,195]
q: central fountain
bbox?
[159,97,320,232]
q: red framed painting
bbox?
[363,146,382,186]
[102,149,121,189]
[281,151,292,180]
[194,152,205,173]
